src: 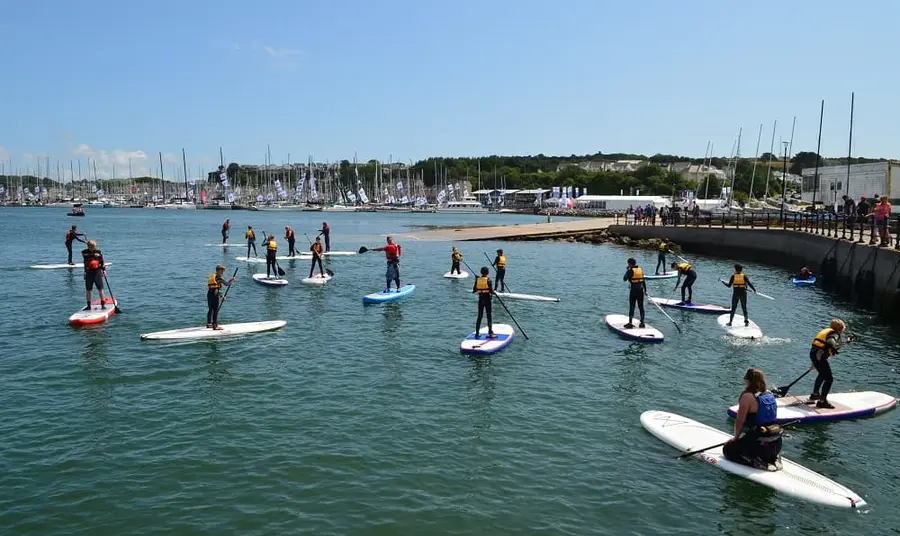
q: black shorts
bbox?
[84,270,103,291]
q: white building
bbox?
[575,195,669,211]
[801,161,900,212]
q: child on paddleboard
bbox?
[672,260,696,304]
[450,246,462,275]
[207,264,235,330]
[808,319,848,409]
[473,266,496,338]
[245,225,257,257]
[492,249,507,291]
[623,258,647,329]
[722,264,756,327]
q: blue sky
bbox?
[0,0,896,180]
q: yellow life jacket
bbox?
[452,251,461,262]
[732,273,746,288]
[475,276,491,294]
[812,328,834,351]
[630,266,644,284]
[266,238,277,251]
[658,242,667,252]
[208,273,220,290]
[677,262,692,273]
[496,255,506,268]
[246,230,255,240]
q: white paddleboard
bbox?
[444,271,470,279]
[252,273,289,286]
[717,314,763,339]
[640,410,866,509]
[140,320,287,341]
[604,314,664,342]
[460,324,515,355]
[727,391,898,424]
[644,271,678,280]
[68,297,118,326]
[301,273,332,285]
[237,255,297,263]
[495,292,560,302]
[323,251,356,256]
[205,243,243,247]
[31,262,113,269]
[649,297,730,314]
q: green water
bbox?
[1,208,898,535]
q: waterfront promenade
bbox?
[400,217,615,241]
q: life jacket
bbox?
[812,327,836,354]
[658,242,667,252]
[496,255,506,268]
[630,266,644,284]
[754,392,778,426]
[676,262,692,273]
[208,273,221,290]
[452,251,461,262]
[474,276,491,294]
[311,242,323,255]
[246,230,255,240]
[285,229,293,239]
[66,230,76,241]
[223,222,230,230]
[266,238,277,251]
[732,273,746,288]
[82,250,101,271]
[384,244,400,263]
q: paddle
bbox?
[358,246,369,254]
[678,419,801,460]
[216,268,239,313]
[646,290,682,333]
[462,258,529,340]
[102,270,122,313]
[774,369,813,397]
[304,233,334,277]
[483,252,512,293]
[719,279,775,300]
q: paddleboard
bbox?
[793,276,816,287]
[444,271,470,279]
[604,314,664,342]
[644,271,678,280]
[252,273,289,286]
[363,284,416,303]
[460,324,515,355]
[494,292,560,302]
[237,255,297,262]
[205,243,243,247]
[68,297,117,326]
[323,251,357,256]
[717,314,763,339]
[301,273,332,285]
[31,262,113,269]
[140,320,287,341]
[727,391,898,424]
[648,297,730,314]
[640,410,866,509]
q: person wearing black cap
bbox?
[856,196,870,243]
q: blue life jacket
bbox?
[755,392,778,425]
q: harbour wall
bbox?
[608,225,900,321]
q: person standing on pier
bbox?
[807,319,848,409]
[245,225,258,258]
[655,239,669,275]
[65,225,86,265]
[285,225,296,257]
[492,249,507,291]
[671,260,696,304]
[319,221,331,252]
[309,236,326,278]
[874,195,892,246]
[373,236,402,291]
[623,257,646,329]
[473,266,497,338]
[221,219,230,244]
[722,263,756,327]
[855,196,870,243]
[450,246,463,275]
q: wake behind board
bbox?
[644,271,678,280]
[604,314,664,343]
[640,410,865,509]
[363,284,415,303]
[301,273,332,285]
[444,271,470,279]
[648,297,730,314]
[140,320,287,341]
[460,324,515,355]
[252,273,289,286]
[68,297,117,326]
[727,391,898,424]
[717,314,762,339]
[793,276,816,287]
[31,262,113,269]
[495,292,560,303]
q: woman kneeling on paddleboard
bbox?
[724,368,783,471]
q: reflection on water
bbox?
[614,344,650,400]
[381,303,404,334]
[262,288,282,320]
[716,473,778,535]
[467,357,496,437]
[794,424,839,464]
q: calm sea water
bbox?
[0,207,898,535]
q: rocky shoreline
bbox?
[543,229,683,253]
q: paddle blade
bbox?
[278,267,286,277]
[773,386,788,397]
[326,269,335,277]
[358,246,368,254]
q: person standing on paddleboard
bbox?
[319,221,331,252]
[808,319,847,409]
[245,226,257,258]
[655,239,670,275]
[623,257,646,329]
[81,240,107,310]
[722,264,756,327]
[671,261,696,304]
[450,246,462,275]
[373,236,402,291]
[65,225,86,265]
[492,249,507,291]
[265,234,278,279]
[309,236,326,278]
[221,219,230,244]
[723,368,783,471]
[207,264,235,330]
[473,266,497,339]
[285,225,296,257]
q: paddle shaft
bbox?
[101,270,121,313]
[678,419,801,459]
[646,292,682,333]
[216,268,239,313]
[483,252,512,293]
[463,259,529,340]
[304,233,334,276]
[775,369,813,397]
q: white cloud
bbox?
[218,40,304,70]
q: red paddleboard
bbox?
[68,297,118,326]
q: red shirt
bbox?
[381,244,401,262]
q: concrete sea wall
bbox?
[608,225,900,320]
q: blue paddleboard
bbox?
[460,324,515,355]
[363,284,416,303]
[793,276,816,287]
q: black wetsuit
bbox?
[624,267,647,325]
[473,276,494,335]
[723,272,755,324]
[66,230,85,265]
